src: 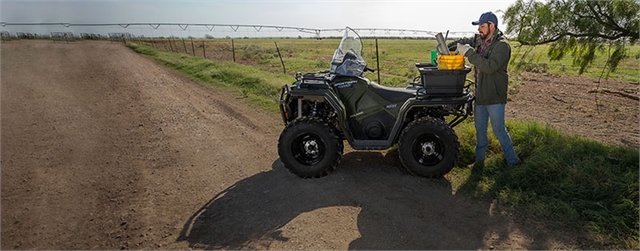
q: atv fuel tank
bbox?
[332,76,406,140]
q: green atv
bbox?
[278,27,473,178]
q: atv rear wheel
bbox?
[398,117,459,178]
[278,117,343,178]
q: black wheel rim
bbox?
[291,133,325,166]
[412,133,445,166]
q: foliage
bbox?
[503,0,640,74]
[509,42,640,82]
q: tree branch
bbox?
[588,89,640,101]
[586,2,623,32]
[517,31,629,46]
[587,2,639,39]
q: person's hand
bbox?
[456,43,473,56]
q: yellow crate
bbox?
[437,52,465,70]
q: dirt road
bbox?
[2,40,582,249]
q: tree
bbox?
[503,0,639,74]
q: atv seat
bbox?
[367,81,416,103]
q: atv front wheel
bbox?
[278,117,343,178]
[398,117,459,178]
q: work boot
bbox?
[507,159,521,167]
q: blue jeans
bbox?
[474,104,520,166]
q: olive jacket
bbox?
[463,31,511,105]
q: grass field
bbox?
[140,37,639,84]
[509,42,640,83]
[128,41,639,249]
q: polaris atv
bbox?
[277,27,474,178]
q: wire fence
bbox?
[137,37,244,63]
[1,22,637,82]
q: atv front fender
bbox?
[279,83,347,128]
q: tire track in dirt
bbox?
[1,40,280,249]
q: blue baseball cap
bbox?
[472,12,498,26]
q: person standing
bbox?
[456,11,521,167]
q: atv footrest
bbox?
[350,140,392,150]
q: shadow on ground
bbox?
[176,151,539,249]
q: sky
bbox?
[0,0,519,38]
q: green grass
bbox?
[148,37,639,84]
[129,43,289,113]
[222,39,443,86]
[127,42,639,249]
[450,120,639,249]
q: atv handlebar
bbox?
[364,66,375,73]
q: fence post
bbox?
[202,40,206,59]
[231,39,236,62]
[182,38,187,54]
[274,41,286,74]
[168,38,174,52]
[375,38,380,84]
[191,38,196,56]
